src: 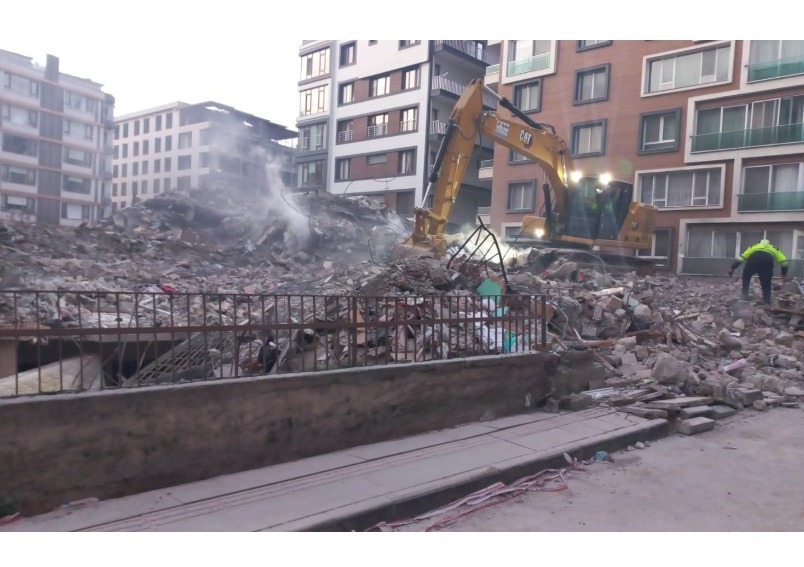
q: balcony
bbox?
[485,63,500,85]
[367,124,388,138]
[737,191,804,212]
[431,75,497,108]
[479,159,493,179]
[747,55,804,82]
[691,122,804,152]
[399,120,417,133]
[429,120,449,136]
[336,130,353,143]
[506,53,551,77]
[433,40,487,64]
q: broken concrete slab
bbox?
[677,417,716,435]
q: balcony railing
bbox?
[336,130,353,143]
[434,40,486,63]
[430,120,449,136]
[431,75,497,107]
[506,53,551,76]
[367,124,388,138]
[691,122,804,152]
[747,55,804,82]
[737,191,804,212]
[485,64,500,76]
[479,160,493,179]
[399,120,417,133]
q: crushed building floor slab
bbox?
[1,407,668,532]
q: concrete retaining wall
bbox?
[0,350,602,515]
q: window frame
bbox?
[339,42,356,67]
[645,42,732,95]
[573,64,610,105]
[338,81,355,105]
[398,149,415,174]
[576,40,612,52]
[402,66,420,90]
[513,80,542,113]
[638,108,682,154]
[638,166,723,210]
[506,180,536,212]
[369,74,391,98]
[335,157,351,181]
[570,119,607,157]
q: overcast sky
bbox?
[1,2,782,136]
[3,1,302,130]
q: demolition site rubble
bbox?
[1,186,802,429]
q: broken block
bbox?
[680,405,716,420]
[677,417,716,435]
[709,404,737,419]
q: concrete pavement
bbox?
[1,407,669,532]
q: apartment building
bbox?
[0,49,115,226]
[295,40,500,230]
[112,102,296,211]
[484,40,804,276]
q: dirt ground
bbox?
[398,407,804,532]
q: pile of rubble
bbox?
[1,186,802,417]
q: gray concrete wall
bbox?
[0,350,602,515]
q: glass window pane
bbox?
[744,166,770,194]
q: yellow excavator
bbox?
[404,78,657,263]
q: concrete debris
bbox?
[0,185,802,425]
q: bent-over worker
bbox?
[728,239,789,304]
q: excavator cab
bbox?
[562,177,634,242]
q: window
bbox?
[155,138,162,153]
[178,155,191,170]
[299,123,327,151]
[141,180,148,194]
[340,42,356,67]
[2,134,37,157]
[164,157,172,172]
[300,47,330,80]
[639,109,681,153]
[113,165,119,177]
[133,141,139,157]
[646,43,730,93]
[339,82,355,104]
[199,152,210,168]
[369,75,390,97]
[64,120,93,140]
[3,72,39,98]
[741,163,804,211]
[1,194,35,214]
[121,164,128,177]
[61,203,90,221]
[637,228,672,259]
[121,182,127,196]
[1,164,36,185]
[399,150,415,174]
[123,123,129,138]
[134,120,140,136]
[507,182,535,211]
[114,125,119,140]
[178,132,192,149]
[63,175,91,194]
[574,65,609,104]
[63,147,92,167]
[155,115,162,131]
[300,85,329,116]
[368,114,388,138]
[177,176,191,190]
[402,66,420,90]
[571,120,606,156]
[687,228,794,260]
[508,149,531,163]
[298,160,325,188]
[368,41,378,45]
[154,159,161,173]
[367,154,387,165]
[2,103,38,127]
[639,168,722,208]
[513,81,541,112]
[166,113,173,129]
[577,41,612,51]
[132,162,139,176]
[400,108,417,132]
[122,144,128,158]
[399,41,420,48]
[114,145,119,159]
[153,178,160,194]
[748,41,804,81]
[335,158,350,181]
[140,140,148,156]
[143,118,150,134]
[165,135,172,151]
[112,183,118,197]
[507,40,552,75]
[395,191,414,216]
[337,120,353,142]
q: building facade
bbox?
[483,40,804,276]
[112,102,296,211]
[295,40,500,231]
[0,49,115,226]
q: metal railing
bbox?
[0,290,550,398]
[367,124,388,138]
[430,120,449,136]
[434,40,486,63]
[336,130,353,143]
[431,75,498,107]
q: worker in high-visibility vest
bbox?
[728,239,789,304]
